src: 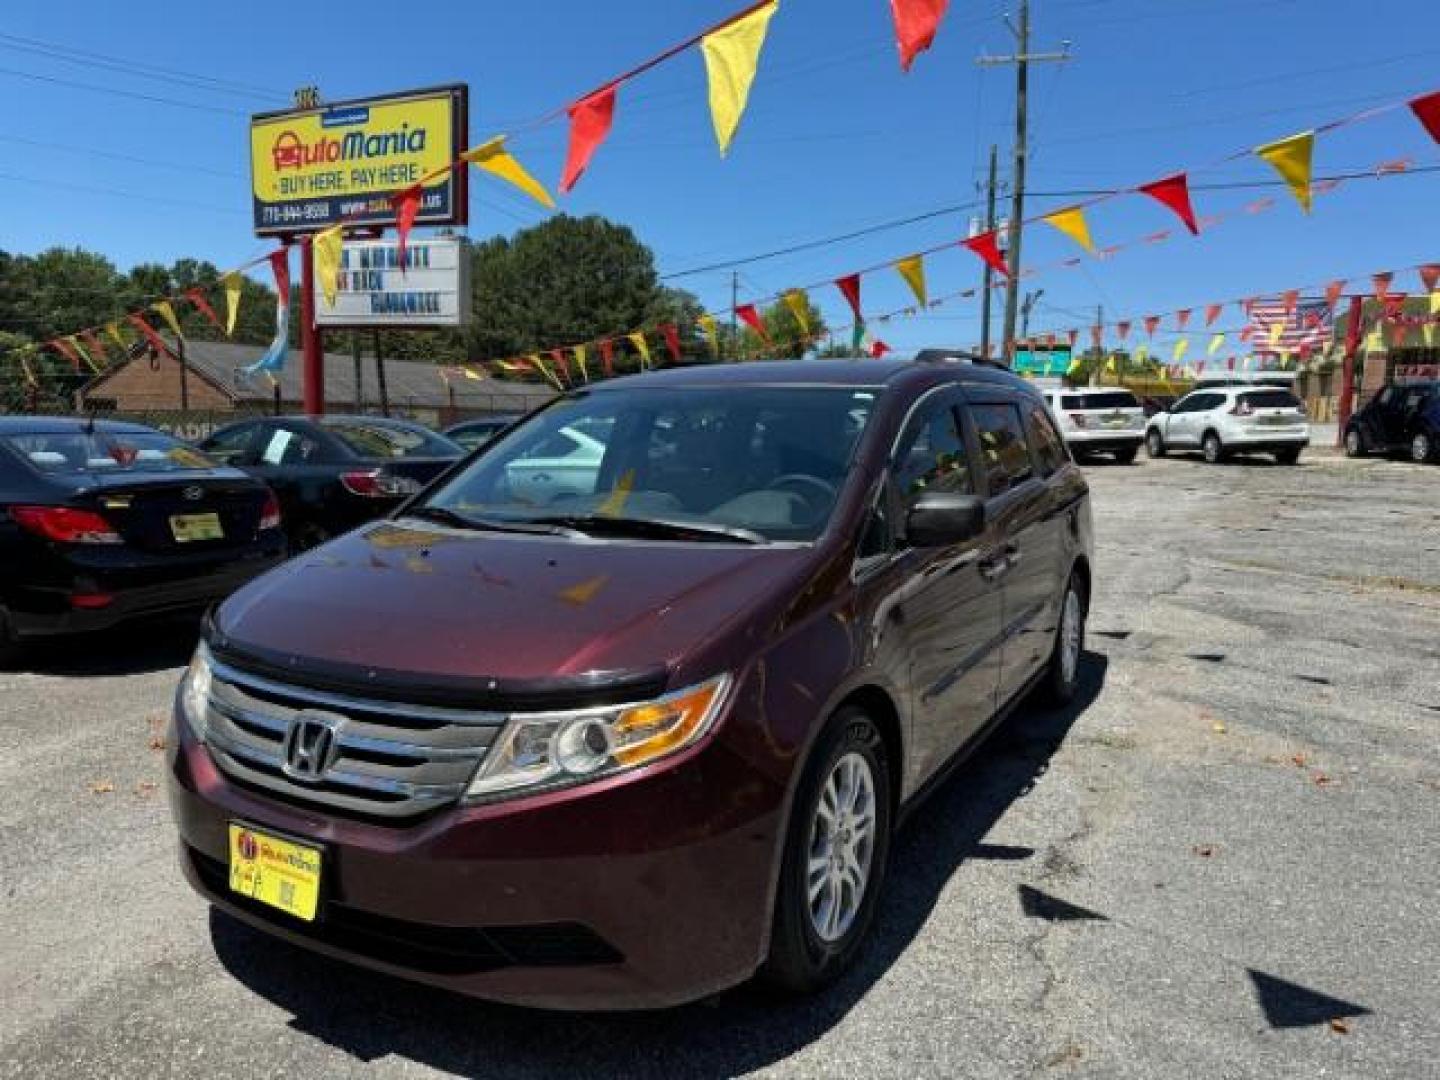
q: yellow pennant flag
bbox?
[1134,343,1149,365]
[701,0,779,156]
[573,343,589,383]
[19,349,38,387]
[312,226,344,308]
[1364,323,1384,351]
[1042,206,1096,255]
[152,299,184,339]
[69,336,100,374]
[1431,290,1440,315]
[895,254,927,307]
[461,135,556,209]
[461,366,486,381]
[697,313,720,356]
[1207,332,1226,356]
[1173,338,1190,363]
[105,322,127,351]
[783,289,811,336]
[627,331,652,369]
[1065,355,1082,377]
[221,272,243,336]
[528,353,562,390]
[1268,320,1285,347]
[1105,354,1117,374]
[1255,130,1315,213]
[1424,321,1437,348]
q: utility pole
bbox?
[978,3,1071,366]
[978,144,999,359]
[729,271,740,361]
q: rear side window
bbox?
[969,403,1035,496]
[1240,390,1301,409]
[1062,391,1138,410]
[894,403,971,498]
[1026,407,1068,476]
[203,424,255,465]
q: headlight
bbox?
[465,674,731,802]
[179,642,213,740]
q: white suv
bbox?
[1041,388,1146,463]
[1145,387,1309,465]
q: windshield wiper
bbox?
[402,506,583,537]
[527,514,767,545]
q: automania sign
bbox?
[249,85,467,237]
[313,237,472,329]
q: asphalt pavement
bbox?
[2,450,1437,1079]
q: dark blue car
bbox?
[1345,381,1440,463]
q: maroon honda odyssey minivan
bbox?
[168,355,1093,1009]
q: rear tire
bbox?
[1146,430,1166,458]
[1344,428,1366,458]
[1038,570,1087,706]
[763,706,892,996]
[1202,432,1225,464]
[1275,448,1302,466]
[1412,431,1436,464]
[1113,446,1138,465]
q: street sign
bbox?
[249,85,468,237]
[313,236,471,329]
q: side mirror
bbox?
[906,492,985,548]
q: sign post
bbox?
[300,239,323,416]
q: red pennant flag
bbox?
[869,339,892,358]
[1138,173,1200,235]
[548,349,570,386]
[834,273,862,321]
[1227,357,1235,371]
[1418,264,1440,293]
[560,84,618,193]
[49,338,82,371]
[1066,329,1078,348]
[1372,272,1393,302]
[1281,289,1298,315]
[962,230,1008,277]
[598,339,615,377]
[1391,321,1408,348]
[1240,325,1254,343]
[661,323,682,364]
[1196,361,1206,375]
[1298,342,1313,361]
[1176,309,1191,331]
[1204,303,1223,327]
[268,249,291,298]
[1043,332,1056,348]
[81,330,109,366]
[127,313,170,356]
[392,185,422,269]
[1324,280,1346,308]
[1383,294,1408,321]
[1144,231,1171,245]
[1144,315,1160,338]
[1410,90,1440,144]
[890,0,950,72]
[1116,321,1130,341]
[736,303,770,344]
[185,288,222,329]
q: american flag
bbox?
[1247,299,1333,358]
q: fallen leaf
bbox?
[88,781,115,795]
[1192,844,1217,858]
[1313,773,1335,787]
[1291,754,1309,768]
[1328,1018,1350,1034]
[148,736,166,751]
[135,781,157,796]
[1211,721,1227,734]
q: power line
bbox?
[0,171,246,214]
[0,134,244,179]
[0,66,248,116]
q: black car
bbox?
[0,417,284,662]
[199,416,464,551]
[443,414,521,452]
[1345,381,1440,463]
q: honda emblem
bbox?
[281,710,344,782]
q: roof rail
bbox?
[913,348,1010,370]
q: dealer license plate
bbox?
[228,822,322,922]
[170,512,223,542]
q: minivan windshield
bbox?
[4,430,216,474]
[421,386,879,542]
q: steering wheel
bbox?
[768,473,838,506]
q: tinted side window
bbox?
[1027,406,1068,477]
[203,424,255,465]
[970,403,1035,496]
[893,402,971,498]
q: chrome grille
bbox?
[203,657,505,819]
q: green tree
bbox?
[737,294,829,360]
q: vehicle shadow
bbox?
[9,615,199,677]
[210,653,1108,1077]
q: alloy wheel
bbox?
[1060,587,1082,688]
[1345,429,1363,458]
[1413,432,1433,464]
[806,751,877,943]
[1203,434,1222,464]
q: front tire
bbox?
[1344,427,1366,458]
[1412,431,1436,464]
[763,706,892,995]
[1146,430,1166,458]
[1202,432,1225,464]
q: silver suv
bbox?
[1145,386,1309,465]
[1040,388,1145,464]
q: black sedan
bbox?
[199,416,464,551]
[0,417,285,662]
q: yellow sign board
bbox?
[249,85,467,236]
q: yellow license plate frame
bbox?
[228,822,323,922]
[170,512,224,542]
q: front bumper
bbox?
[8,542,285,638]
[167,705,783,1010]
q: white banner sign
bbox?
[315,236,471,328]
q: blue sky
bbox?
[2,0,1437,351]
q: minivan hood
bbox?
[214,518,810,690]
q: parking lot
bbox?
[3,450,1437,1079]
